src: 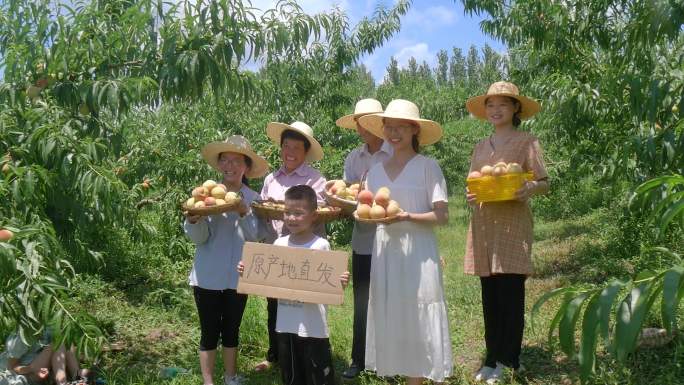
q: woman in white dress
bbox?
[358,99,453,384]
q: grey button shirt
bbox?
[184,185,260,290]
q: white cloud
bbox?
[394,42,433,67]
[404,5,457,28]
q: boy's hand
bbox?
[340,271,350,289]
[237,261,245,276]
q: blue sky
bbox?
[251,0,506,82]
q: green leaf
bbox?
[559,291,591,358]
[598,279,626,349]
[578,290,601,382]
[614,277,662,362]
[661,266,684,334]
[531,286,576,328]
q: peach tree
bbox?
[0,0,409,358]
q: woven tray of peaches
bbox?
[323,180,361,215]
[250,199,342,222]
[182,180,242,215]
[353,187,404,224]
[466,162,534,203]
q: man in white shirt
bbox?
[336,99,392,379]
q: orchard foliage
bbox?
[0,0,409,357]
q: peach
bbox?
[506,163,523,174]
[370,204,386,219]
[492,165,507,176]
[194,201,206,208]
[211,186,227,199]
[480,165,494,176]
[225,191,239,201]
[374,188,390,208]
[494,161,508,168]
[358,190,374,205]
[202,179,217,190]
[205,197,216,206]
[356,203,372,219]
[0,229,14,242]
[186,197,196,207]
[333,180,346,190]
[192,187,208,200]
[215,198,227,205]
[386,203,401,217]
[217,184,227,190]
[468,171,482,179]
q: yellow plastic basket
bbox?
[467,172,535,203]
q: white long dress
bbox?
[364,154,453,381]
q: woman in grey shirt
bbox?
[183,135,269,385]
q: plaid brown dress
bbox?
[464,132,548,276]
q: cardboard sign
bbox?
[237,242,349,305]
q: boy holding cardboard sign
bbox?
[239,185,349,385]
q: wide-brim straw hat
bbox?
[466,81,541,120]
[335,98,383,129]
[358,99,443,146]
[266,121,324,162]
[201,135,270,178]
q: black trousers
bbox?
[266,297,279,362]
[350,252,371,366]
[193,286,247,351]
[277,333,335,385]
[480,274,526,369]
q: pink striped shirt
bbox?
[259,163,327,242]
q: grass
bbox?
[67,200,684,385]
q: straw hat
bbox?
[266,121,324,162]
[335,98,384,129]
[358,99,443,146]
[201,135,270,178]
[466,81,541,120]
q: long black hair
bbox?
[242,155,252,187]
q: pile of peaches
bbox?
[467,162,523,179]
[184,180,240,209]
[355,187,402,220]
[326,180,361,201]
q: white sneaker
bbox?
[474,366,495,381]
[485,363,504,384]
[224,374,245,385]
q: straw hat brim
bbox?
[466,93,541,120]
[266,122,324,162]
[201,142,270,178]
[357,113,443,146]
[336,111,383,129]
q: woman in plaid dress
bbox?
[464,82,550,384]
